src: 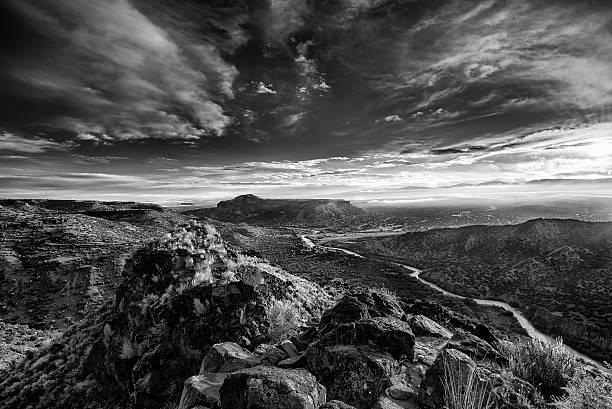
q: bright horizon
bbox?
[1,1,611,204]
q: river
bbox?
[301,235,605,370]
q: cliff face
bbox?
[188,195,364,227]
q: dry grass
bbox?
[553,365,612,409]
[500,338,576,399]
[442,356,493,409]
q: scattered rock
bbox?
[219,366,326,409]
[199,342,259,374]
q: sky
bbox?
[0,0,611,205]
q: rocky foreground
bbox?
[0,221,607,409]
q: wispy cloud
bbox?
[0,132,72,153]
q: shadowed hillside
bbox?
[330,219,612,362]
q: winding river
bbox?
[301,235,604,370]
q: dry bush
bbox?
[501,338,576,399]
[553,365,612,409]
[265,299,299,343]
[119,338,137,360]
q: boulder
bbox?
[387,385,418,401]
[278,353,306,368]
[179,373,228,409]
[219,366,326,409]
[306,344,398,409]
[409,315,452,339]
[422,349,487,408]
[318,400,357,409]
[371,396,419,409]
[199,342,259,374]
[316,317,415,360]
[446,329,500,361]
[259,346,288,366]
[279,340,299,357]
[412,337,449,367]
[320,293,404,328]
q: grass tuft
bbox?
[500,337,576,399]
[442,356,493,409]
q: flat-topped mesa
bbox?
[191,194,363,227]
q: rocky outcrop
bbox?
[83,222,334,408]
[320,293,405,328]
[219,366,326,409]
[315,317,415,360]
[307,344,398,409]
[199,342,259,374]
[408,315,452,339]
[179,373,228,409]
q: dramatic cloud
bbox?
[1,0,245,141]
[0,0,611,202]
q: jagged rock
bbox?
[446,329,500,361]
[199,342,259,374]
[279,339,299,357]
[219,366,326,409]
[178,373,228,409]
[306,344,398,409]
[260,346,288,365]
[413,336,449,368]
[318,400,357,409]
[316,317,415,360]
[278,352,306,368]
[320,292,404,328]
[409,315,452,339]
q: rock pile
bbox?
[85,221,334,408]
[176,288,540,409]
[0,220,555,409]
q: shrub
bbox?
[191,265,212,287]
[265,299,299,343]
[553,365,612,409]
[443,356,493,409]
[501,338,577,399]
[119,338,137,360]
